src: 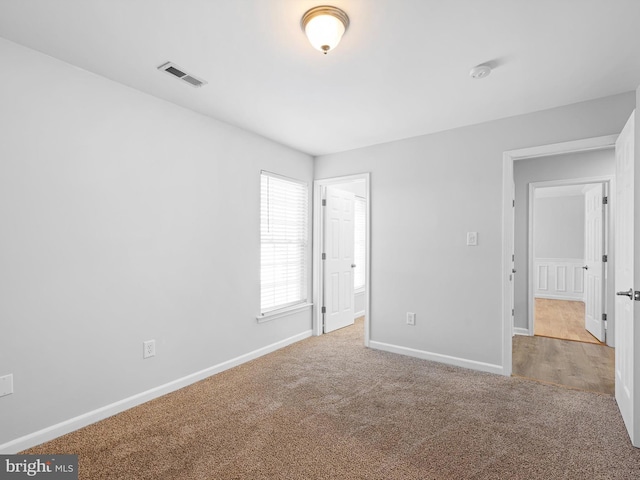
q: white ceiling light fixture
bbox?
[301,6,349,54]
[469,64,492,79]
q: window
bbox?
[354,196,366,291]
[260,172,309,315]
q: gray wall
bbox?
[315,93,632,369]
[0,39,313,446]
[514,150,615,331]
[331,181,366,198]
[534,194,585,259]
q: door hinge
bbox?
[603,254,608,262]
[511,308,514,317]
[322,253,326,260]
[603,196,608,205]
[322,199,326,206]
[512,254,515,262]
[321,306,326,314]
[512,199,515,207]
[602,313,607,321]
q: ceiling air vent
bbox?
[157,62,207,88]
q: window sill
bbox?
[257,303,313,323]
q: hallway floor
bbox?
[512,334,614,394]
[534,298,603,344]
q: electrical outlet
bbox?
[406,312,416,326]
[0,374,14,397]
[143,340,156,359]
[467,232,478,246]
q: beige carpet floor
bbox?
[24,319,640,479]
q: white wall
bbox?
[533,192,587,302]
[514,150,615,331]
[534,194,585,259]
[0,39,313,449]
[354,292,366,317]
[314,92,633,373]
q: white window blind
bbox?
[260,172,309,314]
[354,196,366,291]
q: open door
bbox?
[584,183,605,342]
[615,111,638,446]
[323,186,355,333]
[510,180,516,335]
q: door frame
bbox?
[526,176,614,342]
[502,134,618,376]
[313,173,371,345]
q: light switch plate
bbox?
[0,374,14,397]
[467,232,478,246]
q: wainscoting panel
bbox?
[534,258,584,301]
[537,265,548,291]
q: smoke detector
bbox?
[469,65,492,80]
[157,62,207,88]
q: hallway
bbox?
[512,334,614,394]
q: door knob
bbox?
[351,264,356,268]
[617,288,634,299]
[582,265,589,270]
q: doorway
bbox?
[527,179,613,345]
[510,154,616,394]
[501,135,619,378]
[503,111,639,447]
[312,173,370,345]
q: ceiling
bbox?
[1,0,639,156]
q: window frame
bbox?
[258,170,311,321]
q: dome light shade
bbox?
[301,6,349,54]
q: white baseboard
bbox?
[513,327,531,336]
[0,330,312,454]
[535,294,584,302]
[354,310,365,319]
[369,341,504,376]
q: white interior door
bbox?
[615,111,637,446]
[511,180,516,336]
[584,183,605,342]
[323,187,355,333]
